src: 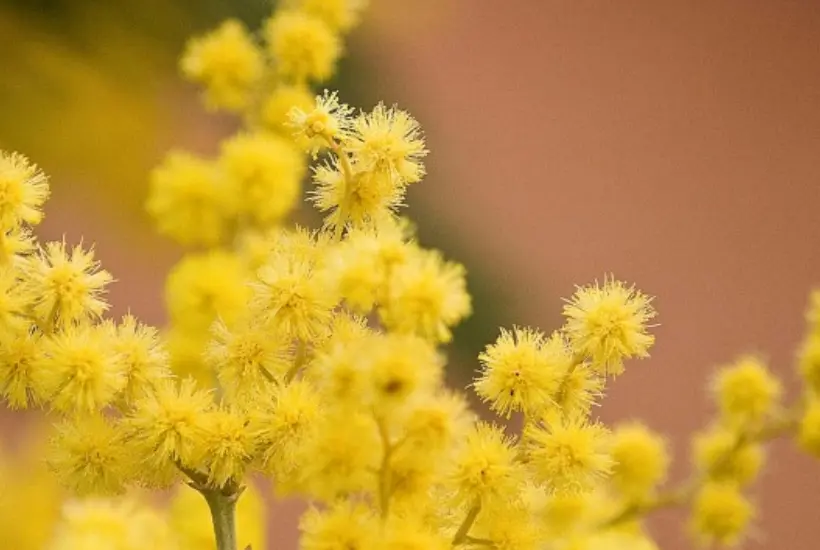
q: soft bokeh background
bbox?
[2,0,820,548]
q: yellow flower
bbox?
[0,150,50,231]
[525,416,613,494]
[711,356,781,427]
[693,426,764,486]
[181,19,264,111]
[0,226,35,264]
[403,390,474,452]
[689,482,753,546]
[262,84,316,135]
[349,103,428,185]
[364,333,443,415]
[165,251,250,334]
[475,328,567,418]
[553,362,604,418]
[300,411,380,500]
[449,423,523,506]
[199,407,256,488]
[287,0,368,33]
[206,317,290,401]
[609,422,669,498]
[47,415,127,496]
[220,132,305,225]
[109,314,171,406]
[252,379,322,478]
[125,378,214,471]
[33,323,125,413]
[562,277,656,375]
[312,161,403,231]
[147,151,238,246]
[251,251,338,342]
[289,90,353,155]
[0,328,42,408]
[299,501,379,550]
[265,11,341,83]
[19,240,113,329]
[380,248,471,343]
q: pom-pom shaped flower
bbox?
[711,356,781,428]
[219,132,305,225]
[609,422,669,498]
[300,411,381,500]
[19,240,112,329]
[180,19,264,111]
[449,423,523,506]
[562,277,656,375]
[251,251,338,342]
[125,378,214,471]
[47,415,127,496]
[0,329,41,408]
[379,248,471,343]
[0,151,50,232]
[364,333,443,413]
[165,251,250,333]
[147,151,238,246]
[199,408,256,488]
[525,416,613,494]
[262,84,316,135]
[689,482,754,546]
[289,90,353,155]
[109,315,171,406]
[349,103,428,185]
[252,379,322,478]
[265,11,341,83]
[475,328,568,418]
[207,318,290,401]
[33,324,125,414]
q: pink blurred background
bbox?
[3,0,820,548]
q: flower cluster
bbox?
[1,1,820,549]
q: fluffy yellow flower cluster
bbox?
[2,1,820,550]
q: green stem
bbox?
[203,490,239,550]
[452,500,482,546]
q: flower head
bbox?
[0,151,50,231]
[181,19,264,111]
[289,90,353,155]
[33,324,125,414]
[524,416,613,494]
[379,248,471,343]
[147,151,238,246]
[265,11,341,83]
[712,356,781,428]
[475,328,567,418]
[689,482,754,546]
[562,277,656,375]
[19,240,113,329]
[349,103,428,185]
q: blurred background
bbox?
[1,0,820,548]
